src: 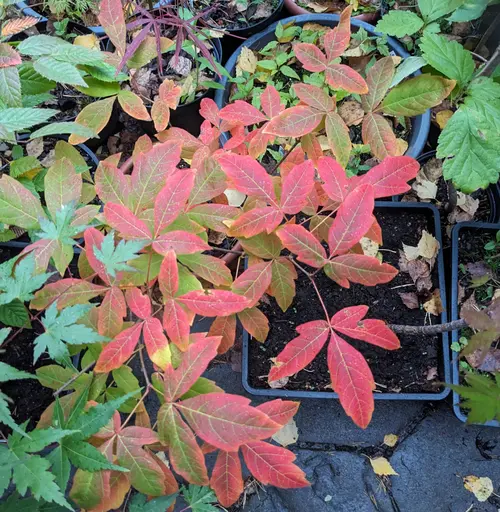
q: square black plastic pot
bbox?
[242,201,451,401]
[451,221,500,427]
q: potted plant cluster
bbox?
[0,0,500,509]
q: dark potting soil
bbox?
[248,208,444,394]
[27,1,100,27]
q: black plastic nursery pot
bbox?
[214,13,431,159]
[451,222,500,427]
[242,202,451,401]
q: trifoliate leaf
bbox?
[375,11,424,37]
[94,231,148,278]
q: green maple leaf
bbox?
[0,253,53,306]
[128,493,178,512]
[34,303,108,365]
[36,202,89,246]
[182,485,219,512]
[93,231,147,278]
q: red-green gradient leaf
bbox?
[325,64,368,94]
[232,261,273,308]
[326,254,398,287]
[179,253,232,287]
[158,250,178,298]
[117,90,151,121]
[163,298,191,351]
[293,43,327,72]
[151,97,170,132]
[256,400,299,426]
[327,331,375,428]
[361,112,398,161]
[361,57,395,112]
[175,393,281,450]
[153,231,210,255]
[365,216,383,244]
[98,286,126,338]
[104,203,152,240]
[216,153,276,204]
[301,133,323,164]
[277,224,327,268]
[248,127,274,159]
[189,155,227,206]
[158,404,209,485]
[269,257,297,312]
[261,85,283,119]
[238,307,269,343]
[242,441,309,488]
[219,100,268,125]
[154,169,195,235]
[69,97,115,145]
[95,161,130,208]
[227,207,283,238]
[0,43,21,67]
[143,316,171,370]
[211,450,244,507]
[95,323,143,373]
[97,0,126,56]
[280,160,315,215]
[188,204,239,233]
[208,314,237,354]
[31,279,107,310]
[263,106,323,138]
[269,320,330,382]
[356,156,420,198]
[44,158,82,219]
[333,315,400,351]
[125,287,151,319]
[328,184,374,256]
[200,98,220,126]
[84,227,111,284]
[324,5,352,60]
[164,336,221,401]
[317,156,350,203]
[178,290,251,317]
[292,83,333,112]
[325,111,352,168]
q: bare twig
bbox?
[54,362,96,396]
[388,319,467,335]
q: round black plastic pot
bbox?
[214,13,431,159]
[16,1,105,35]
[450,221,500,427]
[242,201,451,402]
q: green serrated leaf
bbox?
[468,76,500,100]
[0,108,58,132]
[0,361,34,383]
[75,76,120,97]
[81,61,128,82]
[22,93,55,108]
[63,439,128,472]
[182,485,218,512]
[33,57,87,88]
[129,493,178,512]
[10,155,42,178]
[0,67,21,107]
[0,392,30,437]
[30,122,96,139]
[448,0,488,21]
[375,10,424,37]
[18,35,71,57]
[18,63,56,95]
[0,300,31,327]
[418,0,465,22]
[390,57,427,88]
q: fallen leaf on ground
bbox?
[466,348,500,372]
[383,434,398,447]
[337,100,364,126]
[272,418,298,447]
[360,237,379,257]
[74,33,100,50]
[268,376,289,389]
[370,457,398,476]
[395,138,408,156]
[421,158,443,183]
[26,138,44,158]
[399,292,419,310]
[426,367,438,380]
[236,47,257,76]
[224,189,246,207]
[403,243,420,261]
[457,193,479,217]
[464,476,494,502]
[417,230,439,259]
[436,110,453,130]
[423,289,443,316]
[413,179,437,200]
[407,259,433,292]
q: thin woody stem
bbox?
[388,319,467,335]
[53,362,96,396]
[269,139,300,176]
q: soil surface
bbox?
[248,208,445,394]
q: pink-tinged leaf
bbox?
[30,279,107,310]
[20,239,57,274]
[261,85,283,119]
[154,170,195,235]
[176,393,281,450]
[98,286,126,338]
[179,253,233,287]
[361,113,398,161]
[95,161,130,208]
[256,400,299,426]
[216,153,277,204]
[277,224,327,268]
[164,336,221,401]
[328,184,375,256]
[365,216,383,244]
[301,133,323,164]
[292,83,334,112]
[158,79,181,108]
[232,261,273,308]
[330,305,368,329]
[228,207,283,238]
[325,64,368,94]
[188,203,239,233]
[361,56,395,112]
[151,98,171,132]
[158,250,178,298]
[163,298,191,351]
[156,127,203,160]
[153,231,210,255]
[117,90,150,121]
[238,307,269,343]
[143,316,171,370]
[71,205,100,228]
[200,98,220,126]
[97,0,126,56]
[132,134,153,160]
[223,125,246,151]
[95,323,143,373]
[280,160,315,215]
[219,100,268,125]
[356,156,420,198]
[44,158,82,219]
[325,111,352,168]
[151,80,181,131]
[158,404,209,485]
[269,320,330,381]
[69,97,115,145]
[84,227,111,284]
[189,155,227,206]
[327,331,375,429]
[293,43,327,72]
[178,290,251,317]
[268,257,297,312]
[242,441,309,488]
[263,106,323,138]
[119,426,159,446]
[125,287,152,319]
[130,140,181,213]
[317,156,350,203]
[248,126,274,159]
[208,314,237,354]
[324,5,353,60]
[211,450,244,507]
[326,254,398,287]
[104,203,151,240]
[333,315,400,350]
[0,43,21,67]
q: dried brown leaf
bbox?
[423,289,443,316]
[398,292,419,310]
